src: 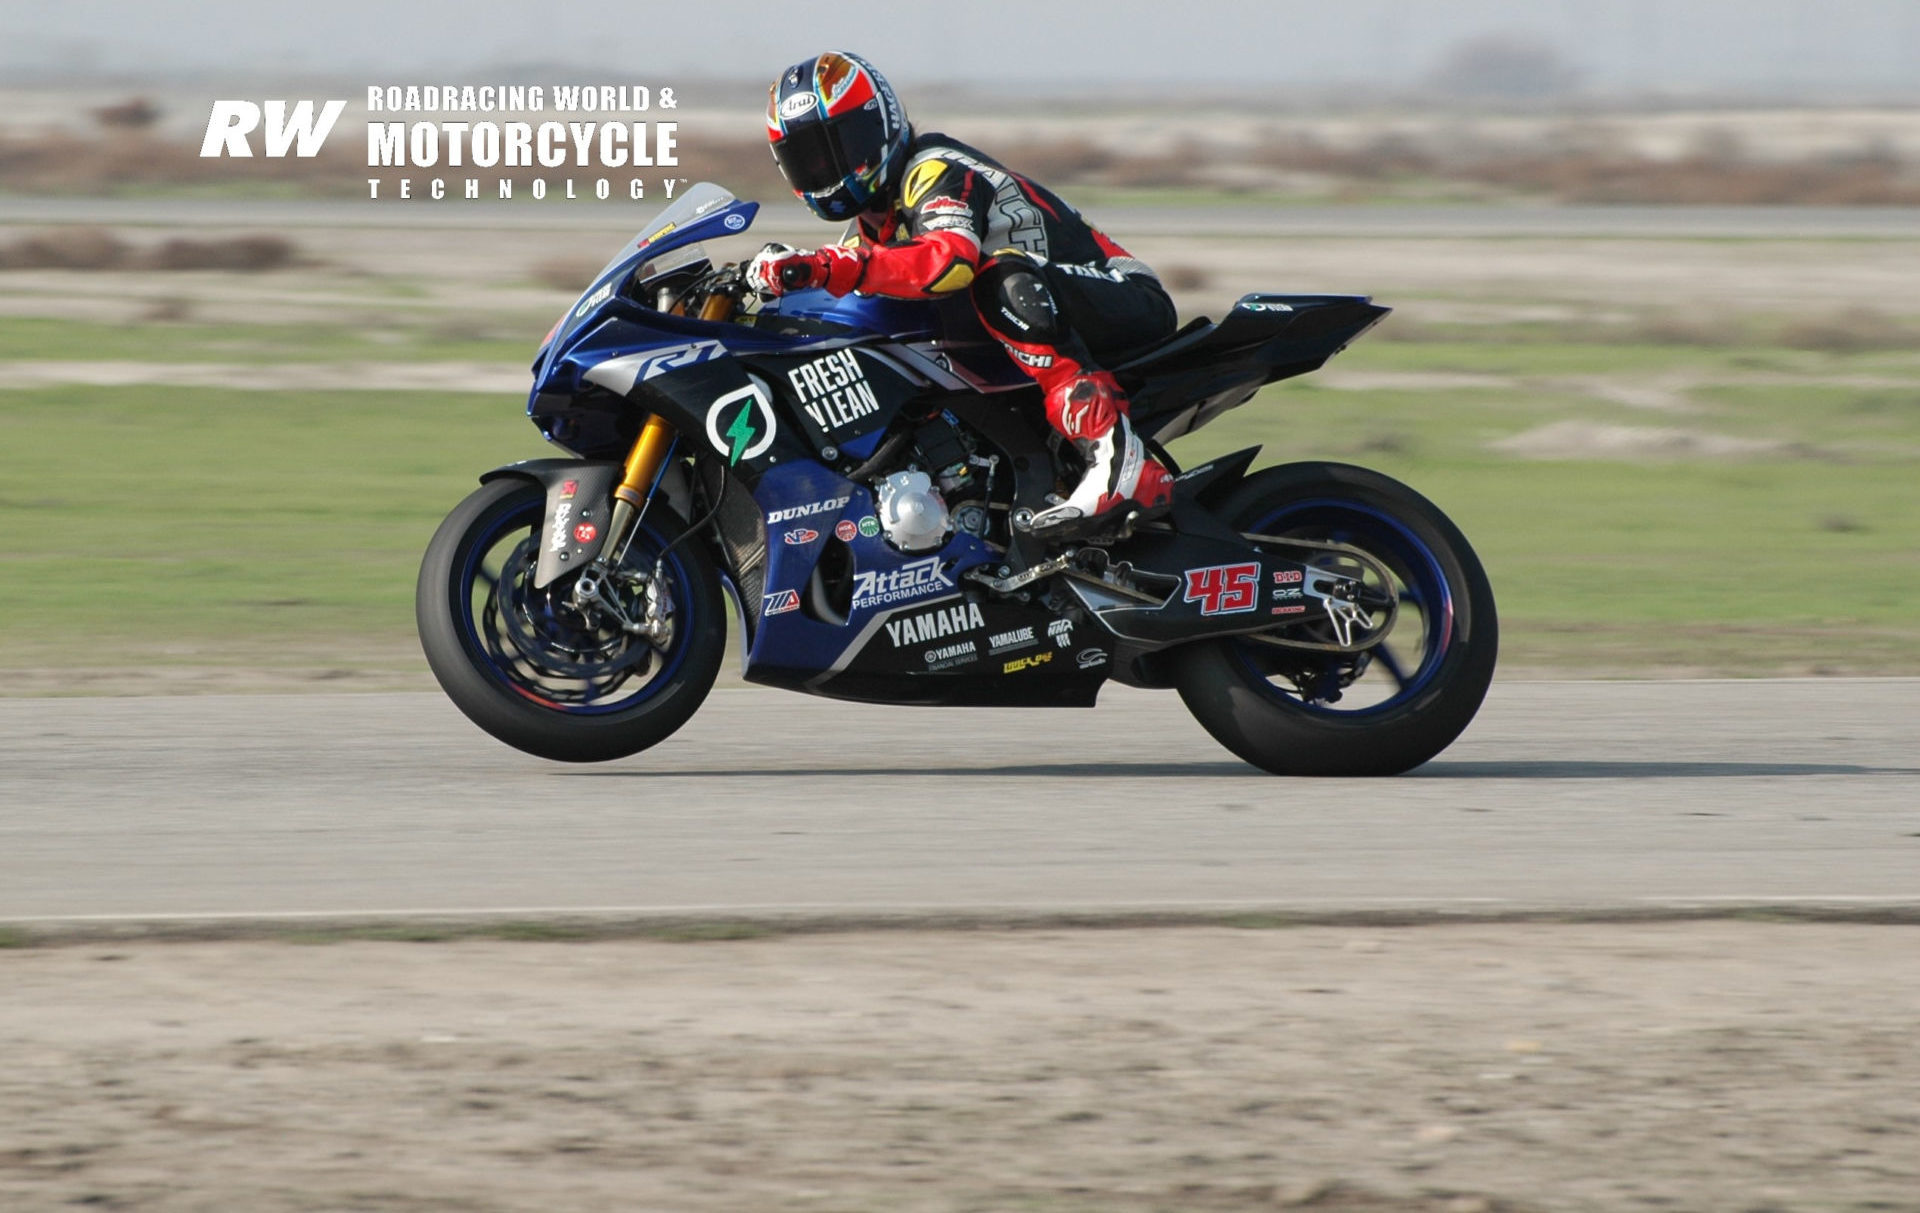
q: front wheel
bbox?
[1174,462,1497,775]
[416,478,725,762]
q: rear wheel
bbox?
[1174,462,1497,775]
[416,478,724,762]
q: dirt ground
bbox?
[2,923,1916,1213]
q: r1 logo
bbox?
[1183,563,1260,615]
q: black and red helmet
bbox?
[766,52,910,222]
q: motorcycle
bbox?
[416,183,1497,775]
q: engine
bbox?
[870,410,999,553]
[874,471,948,552]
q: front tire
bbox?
[1174,462,1497,775]
[417,478,725,762]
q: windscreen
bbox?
[543,183,739,355]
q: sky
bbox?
[4,0,1919,97]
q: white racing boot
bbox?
[1028,413,1173,536]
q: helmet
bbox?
[766,52,910,222]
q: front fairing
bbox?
[531,182,760,393]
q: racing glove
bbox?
[745,242,866,297]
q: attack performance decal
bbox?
[787,349,880,436]
[884,600,984,647]
[850,556,953,610]
[704,383,776,465]
[1182,562,1260,616]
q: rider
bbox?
[747,51,1176,534]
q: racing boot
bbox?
[1027,374,1173,537]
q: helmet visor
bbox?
[773,106,888,196]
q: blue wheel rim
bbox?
[1232,497,1454,718]
[455,494,693,716]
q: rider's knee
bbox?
[971,252,1063,345]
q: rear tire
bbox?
[1174,462,1497,775]
[417,478,724,763]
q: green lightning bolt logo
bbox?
[705,385,773,464]
[723,399,757,465]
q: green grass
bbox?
[0,330,1915,681]
[0,315,536,366]
[0,384,545,672]
[1164,357,1920,673]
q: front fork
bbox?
[578,285,739,638]
[602,413,679,565]
[572,412,681,642]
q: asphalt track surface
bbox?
[4,198,1918,239]
[2,679,1916,927]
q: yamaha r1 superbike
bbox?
[416,183,1497,774]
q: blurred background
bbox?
[1,0,1915,691]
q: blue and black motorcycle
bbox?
[416,184,1497,774]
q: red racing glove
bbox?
[745,243,866,297]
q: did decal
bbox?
[787,349,880,436]
[885,600,984,646]
[1183,562,1260,616]
[850,556,952,609]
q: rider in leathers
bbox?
[748,51,1176,534]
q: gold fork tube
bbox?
[615,414,678,508]
[597,414,679,567]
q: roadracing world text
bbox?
[200,87,687,202]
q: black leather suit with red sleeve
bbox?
[835,133,1177,431]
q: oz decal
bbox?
[705,383,777,465]
[1182,562,1260,616]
